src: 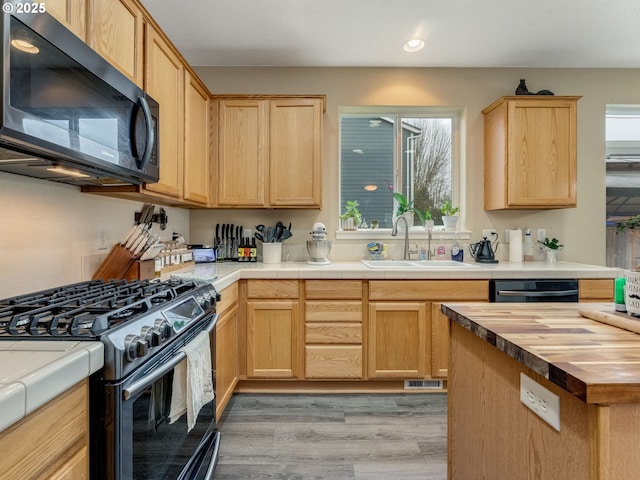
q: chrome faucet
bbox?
[391,215,417,260]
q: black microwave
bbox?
[0,5,159,186]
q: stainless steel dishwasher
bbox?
[489,279,579,302]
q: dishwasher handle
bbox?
[497,289,579,298]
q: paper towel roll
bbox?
[509,229,523,263]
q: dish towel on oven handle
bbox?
[169,330,215,432]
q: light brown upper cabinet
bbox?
[141,24,184,200]
[213,95,325,208]
[88,0,144,87]
[46,0,87,41]
[183,71,211,206]
[483,96,580,210]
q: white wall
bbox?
[192,66,640,265]
[0,172,189,297]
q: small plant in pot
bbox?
[340,200,363,230]
[538,237,563,264]
[393,193,427,226]
[440,200,460,230]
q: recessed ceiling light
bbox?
[369,120,381,128]
[403,38,424,53]
[352,149,364,154]
[364,185,378,191]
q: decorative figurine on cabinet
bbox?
[515,79,554,95]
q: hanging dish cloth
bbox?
[169,331,215,432]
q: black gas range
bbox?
[0,279,221,479]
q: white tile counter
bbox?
[170,260,621,291]
[0,341,103,432]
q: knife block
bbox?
[124,259,156,281]
[92,244,136,281]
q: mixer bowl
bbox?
[307,240,332,264]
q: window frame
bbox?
[337,105,465,239]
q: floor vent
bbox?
[404,380,443,390]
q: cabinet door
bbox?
[507,98,577,207]
[269,98,323,207]
[46,0,86,41]
[431,302,449,378]
[368,302,427,378]
[183,71,211,205]
[217,99,267,207]
[48,446,88,480]
[246,301,299,378]
[143,25,184,199]
[216,304,238,420]
[88,0,144,86]
[483,96,579,210]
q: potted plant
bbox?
[393,192,426,226]
[538,237,563,264]
[440,200,460,230]
[340,200,363,230]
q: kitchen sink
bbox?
[360,259,479,269]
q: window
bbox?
[340,107,460,230]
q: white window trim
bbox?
[338,105,467,236]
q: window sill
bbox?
[335,228,471,241]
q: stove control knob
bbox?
[124,334,148,361]
[154,319,173,340]
[141,326,161,347]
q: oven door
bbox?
[100,314,220,480]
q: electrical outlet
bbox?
[520,373,560,431]
[537,228,547,243]
[97,227,108,250]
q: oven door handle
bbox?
[123,314,218,400]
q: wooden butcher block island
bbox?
[441,302,640,480]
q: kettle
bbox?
[469,233,500,264]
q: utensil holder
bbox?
[262,243,282,264]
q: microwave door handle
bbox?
[138,96,154,169]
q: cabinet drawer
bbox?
[247,279,299,298]
[305,301,362,322]
[305,346,363,378]
[369,280,488,301]
[305,322,362,344]
[217,282,238,315]
[579,279,614,301]
[305,280,362,299]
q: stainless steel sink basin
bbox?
[360,259,479,269]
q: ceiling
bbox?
[140,0,640,68]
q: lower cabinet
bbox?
[368,302,427,378]
[245,280,301,379]
[0,380,89,480]
[215,283,239,420]
[304,280,364,379]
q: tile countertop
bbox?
[169,260,621,291]
[0,341,103,433]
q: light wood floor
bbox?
[214,393,447,480]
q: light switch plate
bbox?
[520,373,560,431]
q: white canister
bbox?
[262,242,283,264]
[625,270,640,315]
[508,229,523,263]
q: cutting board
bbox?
[579,308,640,335]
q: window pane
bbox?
[341,115,395,228]
[340,111,453,228]
[403,117,452,223]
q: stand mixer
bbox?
[307,223,332,265]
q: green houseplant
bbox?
[538,237,563,264]
[440,200,460,230]
[393,193,427,226]
[340,200,363,230]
